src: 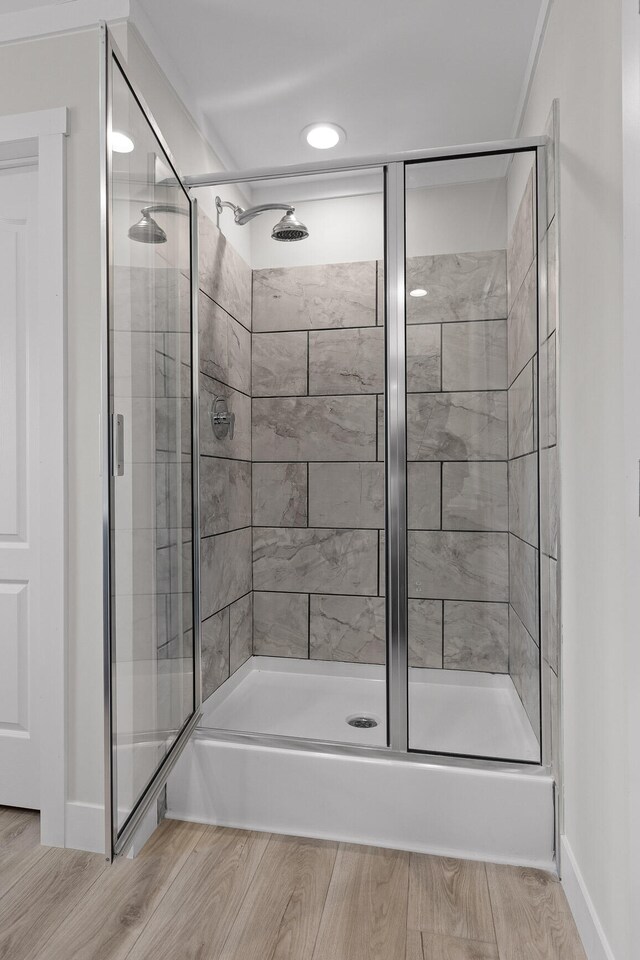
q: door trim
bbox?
[0,106,68,846]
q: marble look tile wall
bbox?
[405,251,507,324]
[251,255,512,674]
[199,210,253,699]
[253,261,376,331]
[506,165,542,743]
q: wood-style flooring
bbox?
[0,806,586,960]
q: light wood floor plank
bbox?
[125,825,270,960]
[486,863,587,960]
[33,818,204,960]
[406,930,425,960]
[0,846,107,960]
[408,854,496,943]
[312,842,410,960]
[422,932,499,959]
[219,833,337,960]
[0,807,47,899]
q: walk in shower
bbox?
[192,152,543,765]
[103,30,560,864]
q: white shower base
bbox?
[199,656,540,762]
[167,656,554,868]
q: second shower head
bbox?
[215,196,309,242]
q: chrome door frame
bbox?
[100,24,201,860]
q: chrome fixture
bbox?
[215,195,309,242]
[210,396,235,440]
[128,203,188,244]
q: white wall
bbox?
[249,178,507,270]
[519,1,630,957]
[0,27,105,833]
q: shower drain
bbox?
[346,715,378,729]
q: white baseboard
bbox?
[561,836,616,960]
[64,801,106,855]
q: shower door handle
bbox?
[111,413,125,477]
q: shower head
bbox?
[128,203,189,244]
[128,211,167,244]
[216,195,309,242]
[271,211,309,242]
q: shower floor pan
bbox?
[167,656,554,868]
[199,657,540,762]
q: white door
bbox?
[0,164,40,809]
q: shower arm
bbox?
[215,196,294,226]
[140,203,189,218]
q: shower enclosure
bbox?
[103,28,560,864]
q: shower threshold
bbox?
[200,656,539,763]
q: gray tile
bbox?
[408,392,508,461]
[508,261,537,385]
[508,169,535,310]
[199,292,251,393]
[509,606,541,738]
[230,593,252,674]
[540,554,558,674]
[540,332,556,448]
[198,213,252,327]
[308,462,383,529]
[407,323,441,392]
[113,331,162,399]
[253,527,378,595]
[252,261,376,332]
[509,453,538,547]
[441,320,507,391]
[408,462,441,530]
[442,461,508,531]
[309,327,383,395]
[117,529,192,597]
[509,533,538,642]
[252,331,308,397]
[409,531,509,601]
[200,457,251,536]
[115,593,163,661]
[253,592,308,657]
[310,595,385,663]
[156,332,192,400]
[201,607,229,700]
[112,265,188,334]
[252,462,307,527]
[201,528,252,619]
[508,360,535,459]
[409,599,443,668]
[253,395,377,461]
[200,374,251,461]
[407,250,507,324]
[444,600,508,672]
[540,444,558,559]
[547,218,558,337]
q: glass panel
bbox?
[405,152,541,761]
[195,169,388,747]
[109,56,195,833]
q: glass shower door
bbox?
[106,45,199,854]
[402,152,542,763]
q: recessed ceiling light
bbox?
[302,122,345,150]
[409,288,428,297]
[112,131,134,154]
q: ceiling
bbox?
[0,0,545,176]
[136,0,545,172]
